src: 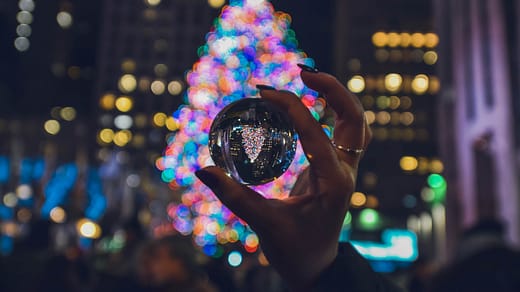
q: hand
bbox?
[195,65,371,290]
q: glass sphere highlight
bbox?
[209,98,297,185]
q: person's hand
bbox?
[195,64,371,290]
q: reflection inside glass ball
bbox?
[209,98,297,185]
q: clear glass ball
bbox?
[209,98,297,185]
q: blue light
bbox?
[351,229,418,262]
[228,251,242,267]
[0,156,9,183]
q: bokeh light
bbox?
[115,96,133,112]
[56,11,73,29]
[347,75,365,93]
[44,120,61,135]
[100,93,116,110]
[228,251,243,267]
[208,0,226,8]
[400,156,418,171]
[118,74,137,93]
[350,192,367,207]
[50,206,66,223]
[60,107,76,121]
[385,73,402,93]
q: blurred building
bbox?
[435,0,520,248]
[333,0,445,261]
[93,0,222,227]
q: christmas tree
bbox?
[157,0,327,255]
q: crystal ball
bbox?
[208,98,297,185]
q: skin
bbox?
[195,69,372,291]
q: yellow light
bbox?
[99,128,114,144]
[154,64,168,76]
[418,157,429,174]
[389,96,400,109]
[400,112,415,126]
[412,74,429,95]
[208,0,225,8]
[423,51,438,65]
[364,111,376,125]
[347,75,365,93]
[411,33,426,48]
[384,73,402,93]
[60,107,76,121]
[400,33,412,47]
[146,0,161,6]
[425,33,439,48]
[77,218,101,239]
[50,207,66,223]
[118,74,137,93]
[400,156,418,171]
[351,192,367,207]
[430,159,444,173]
[3,192,17,207]
[165,117,180,131]
[387,32,401,47]
[376,111,391,125]
[114,130,132,147]
[115,96,133,112]
[372,32,388,47]
[121,59,136,72]
[429,76,441,94]
[365,195,379,208]
[44,120,60,135]
[100,93,116,110]
[151,80,166,95]
[153,112,167,127]
[168,80,183,95]
[390,112,400,125]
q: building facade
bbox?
[435,0,520,249]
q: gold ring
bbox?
[331,141,365,155]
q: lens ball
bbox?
[209,98,297,185]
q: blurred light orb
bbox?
[151,80,166,95]
[228,251,243,267]
[145,0,161,6]
[3,192,18,208]
[17,11,33,24]
[425,33,439,48]
[16,184,32,200]
[154,64,168,76]
[17,208,32,223]
[350,192,367,207]
[400,156,418,171]
[347,75,365,93]
[14,37,30,51]
[165,117,179,131]
[44,119,60,135]
[400,33,412,47]
[384,73,402,93]
[100,93,116,110]
[430,159,444,173]
[411,33,426,48]
[423,51,438,65]
[168,80,183,95]
[118,74,137,93]
[50,206,66,223]
[376,111,391,125]
[121,59,136,72]
[153,112,167,127]
[56,11,73,29]
[114,130,132,147]
[19,0,35,12]
[99,128,115,144]
[209,98,297,185]
[16,24,31,37]
[126,174,141,188]
[364,111,375,125]
[372,32,388,47]
[114,115,133,129]
[387,32,401,47]
[60,107,76,121]
[77,219,101,239]
[208,0,225,8]
[412,74,429,95]
[115,96,133,112]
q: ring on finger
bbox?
[331,141,365,156]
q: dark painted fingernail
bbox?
[297,63,319,73]
[195,169,219,189]
[256,84,276,91]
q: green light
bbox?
[359,208,380,230]
[427,174,445,189]
[343,211,352,226]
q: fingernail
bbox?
[297,63,319,73]
[195,169,219,189]
[256,84,277,91]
